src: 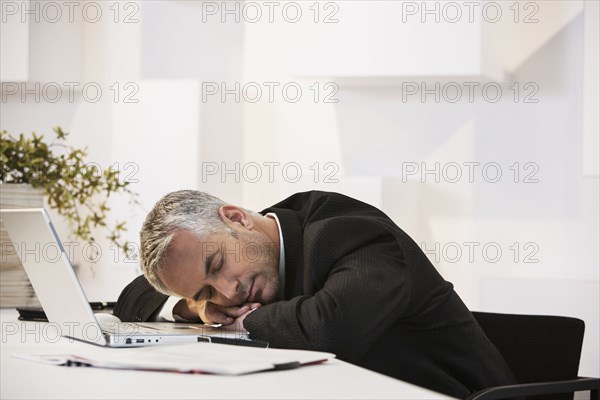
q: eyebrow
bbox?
[192,249,219,301]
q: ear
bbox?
[218,205,254,229]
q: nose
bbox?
[213,275,240,301]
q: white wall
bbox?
[240,0,599,377]
[1,0,598,377]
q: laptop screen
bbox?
[1,209,107,346]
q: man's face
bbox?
[159,218,279,307]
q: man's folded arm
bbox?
[243,240,410,362]
[113,275,170,322]
[155,296,183,321]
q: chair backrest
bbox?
[472,312,585,400]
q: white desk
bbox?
[1,309,453,399]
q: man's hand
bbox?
[221,306,259,332]
[198,300,261,326]
[173,298,261,325]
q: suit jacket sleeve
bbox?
[113,275,169,322]
[243,217,416,363]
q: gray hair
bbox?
[139,190,235,295]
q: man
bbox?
[114,190,515,398]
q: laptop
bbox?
[0,208,266,348]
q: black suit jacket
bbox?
[114,191,515,398]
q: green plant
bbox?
[1,127,138,257]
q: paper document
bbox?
[13,342,335,375]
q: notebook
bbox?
[0,208,266,348]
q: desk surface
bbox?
[1,309,453,400]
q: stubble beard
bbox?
[246,240,280,304]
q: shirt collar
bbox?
[265,212,285,299]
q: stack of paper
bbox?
[13,342,335,375]
[0,185,43,308]
[0,226,40,308]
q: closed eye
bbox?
[214,256,224,272]
[204,286,214,300]
[192,248,224,302]
[193,286,213,302]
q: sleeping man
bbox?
[114,190,515,398]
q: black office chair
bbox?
[467,312,599,400]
